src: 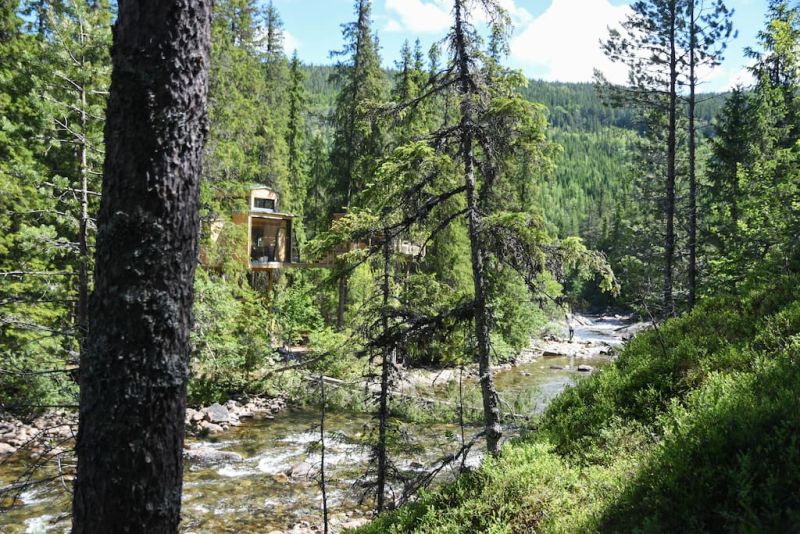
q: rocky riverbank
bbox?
[0,395,288,461]
[400,313,643,392]
[0,410,74,461]
[185,396,287,436]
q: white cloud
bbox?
[284,30,301,54]
[510,0,631,84]
[497,0,533,27]
[723,66,755,89]
[384,19,404,33]
[385,0,451,34]
[383,0,532,35]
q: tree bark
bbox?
[687,0,698,310]
[454,0,502,457]
[72,1,211,532]
[664,0,678,318]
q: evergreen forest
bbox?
[0,0,799,532]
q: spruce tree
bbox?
[329,0,387,210]
[328,0,387,328]
[733,1,800,279]
[706,87,751,274]
[287,51,309,242]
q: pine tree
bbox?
[599,0,684,316]
[0,0,75,411]
[39,0,112,344]
[72,0,211,530]
[681,0,734,308]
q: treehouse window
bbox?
[253,197,275,211]
[251,217,290,264]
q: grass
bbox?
[359,275,800,533]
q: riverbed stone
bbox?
[340,518,369,530]
[205,403,230,423]
[577,364,594,372]
[272,472,290,484]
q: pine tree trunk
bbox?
[664,0,678,317]
[376,236,392,512]
[77,83,89,345]
[688,0,698,310]
[72,1,211,532]
[454,0,502,457]
[336,276,347,330]
[319,375,329,534]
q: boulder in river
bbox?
[205,403,230,423]
[289,461,314,480]
[0,442,17,457]
[184,448,243,464]
[200,421,225,434]
[577,364,594,372]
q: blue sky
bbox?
[272,0,768,92]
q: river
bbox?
[0,315,631,533]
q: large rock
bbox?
[184,448,243,464]
[577,364,594,372]
[205,403,230,423]
[289,461,314,480]
[340,518,369,530]
[0,442,17,457]
[200,421,224,434]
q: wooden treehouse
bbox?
[232,186,301,271]
[206,185,425,277]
